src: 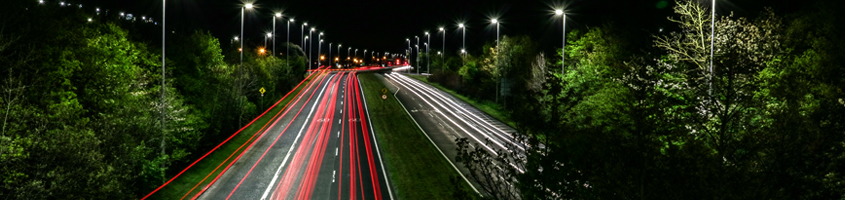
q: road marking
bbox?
[335,147,338,156]
[260,74,334,200]
[332,170,336,183]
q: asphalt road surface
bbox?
[197,70,392,200]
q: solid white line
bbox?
[260,74,335,200]
[359,75,395,200]
[380,75,482,196]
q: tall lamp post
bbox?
[709,0,715,98]
[318,32,323,67]
[415,36,419,73]
[309,28,315,69]
[301,22,307,48]
[348,47,351,66]
[287,19,292,67]
[459,23,465,57]
[439,27,445,60]
[329,42,333,67]
[160,0,166,157]
[425,31,430,74]
[492,18,500,104]
[274,13,281,57]
[555,9,565,73]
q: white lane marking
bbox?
[260,74,335,200]
[332,170,336,183]
[335,147,338,156]
[338,119,341,124]
[337,131,340,138]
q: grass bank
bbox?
[150,74,318,199]
[405,74,517,129]
[358,73,479,200]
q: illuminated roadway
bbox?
[196,69,392,200]
[378,72,526,192]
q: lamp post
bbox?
[304,36,309,67]
[439,27,445,61]
[555,9,566,73]
[265,33,271,48]
[309,28,314,69]
[355,49,358,61]
[319,39,323,67]
[274,13,281,57]
[709,0,715,98]
[492,18,501,104]
[415,44,419,74]
[348,47,351,66]
[415,36,419,73]
[301,22,307,48]
[287,19,292,67]
[318,32,323,67]
[425,32,430,74]
[329,42,332,67]
[459,23,465,57]
[160,0,167,157]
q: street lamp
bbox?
[319,39,323,67]
[287,18,293,67]
[709,0,716,98]
[492,19,500,54]
[319,32,324,66]
[309,28,315,69]
[273,13,281,57]
[555,9,566,73]
[415,36,420,73]
[347,47,351,66]
[425,32,431,74]
[265,32,272,48]
[364,49,368,63]
[458,23,465,57]
[301,22,307,49]
[160,0,167,153]
[439,27,445,61]
[329,42,332,67]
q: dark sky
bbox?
[62,0,816,56]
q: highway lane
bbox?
[197,70,390,200]
[378,73,526,180]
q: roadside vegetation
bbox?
[357,73,479,200]
[0,2,308,198]
[439,0,845,199]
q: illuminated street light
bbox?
[273,13,282,57]
[555,9,566,73]
[318,32,324,67]
[288,18,293,67]
[88,18,92,22]
[458,23,465,57]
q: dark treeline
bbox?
[438,0,845,199]
[0,1,307,198]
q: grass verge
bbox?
[405,74,517,129]
[150,74,318,199]
[358,73,480,200]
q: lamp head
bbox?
[555,9,564,15]
[458,23,464,28]
[266,33,272,37]
[439,27,444,31]
[275,13,282,17]
[491,19,498,23]
[244,3,253,9]
[290,19,294,22]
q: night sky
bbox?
[62,0,816,55]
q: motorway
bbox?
[377,72,526,187]
[195,69,392,200]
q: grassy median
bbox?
[150,73,319,199]
[358,73,479,200]
[405,74,517,129]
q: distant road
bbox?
[198,70,391,200]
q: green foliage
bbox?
[0,2,308,198]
